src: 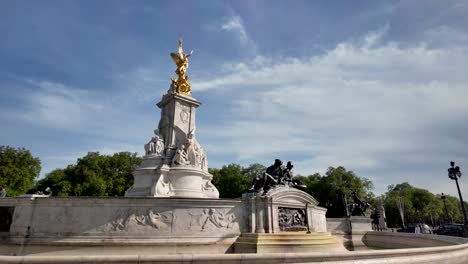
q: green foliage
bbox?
[0,146,41,196]
[210,163,374,217]
[35,152,141,196]
[210,164,252,198]
[242,163,266,180]
[383,182,467,227]
[299,167,374,217]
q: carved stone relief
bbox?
[97,208,172,233]
[172,143,190,165]
[179,105,190,124]
[278,207,307,231]
[154,174,172,196]
[202,181,218,197]
[170,129,208,172]
[187,208,238,232]
[144,130,165,157]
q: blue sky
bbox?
[1,0,468,198]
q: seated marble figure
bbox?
[249,159,307,194]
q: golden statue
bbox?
[170,39,193,95]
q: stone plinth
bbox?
[348,216,372,250]
[350,216,372,233]
[233,232,345,253]
[327,217,351,235]
[126,92,218,198]
[0,197,242,255]
[0,187,334,255]
[244,186,327,234]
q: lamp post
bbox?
[440,193,450,222]
[447,161,468,226]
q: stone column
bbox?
[156,93,201,155]
[265,197,272,233]
[255,197,266,233]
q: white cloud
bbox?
[221,15,248,44]
[20,80,103,129]
[195,27,468,196]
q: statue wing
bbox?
[170,52,182,65]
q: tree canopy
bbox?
[0,146,41,196]
[5,144,465,226]
[209,163,375,217]
[210,164,253,198]
[34,152,141,196]
[383,182,468,227]
[296,166,375,217]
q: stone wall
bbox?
[0,188,329,255]
[0,197,245,254]
[363,231,468,249]
[327,217,351,234]
[1,237,468,263]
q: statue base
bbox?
[125,163,218,198]
[125,92,219,199]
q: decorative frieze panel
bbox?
[278,207,307,231]
[96,208,173,233]
[184,208,239,232]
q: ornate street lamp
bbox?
[440,193,450,222]
[447,161,468,226]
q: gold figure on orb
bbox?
[170,39,193,95]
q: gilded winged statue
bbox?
[170,39,193,95]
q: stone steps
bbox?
[233,232,346,253]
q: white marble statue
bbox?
[173,144,189,165]
[144,140,155,156]
[183,130,209,171]
[186,132,197,166]
[144,130,165,157]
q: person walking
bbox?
[415,224,421,234]
[0,186,6,198]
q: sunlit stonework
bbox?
[125,39,218,198]
[170,39,193,95]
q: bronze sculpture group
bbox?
[249,159,306,195]
[348,191,371,216]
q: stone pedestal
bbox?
[235,186,343,253]
[350,216,372,233]
[233,232,345,253]
[244,186,327,234]
[126,91,219,198]
[348,216,372,250]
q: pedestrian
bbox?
[0,186,6,198]
[415,224,421,234]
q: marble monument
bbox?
[0,40,333,257]
[125,39,219,198]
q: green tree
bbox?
[242,163,266,181]
[383,182,450,227]
[210,164,252,198]
[209,163,375,210]
[0,146,41,196]
[296,167,374,218]
[436,194,468,224]
[35,152,141,196]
